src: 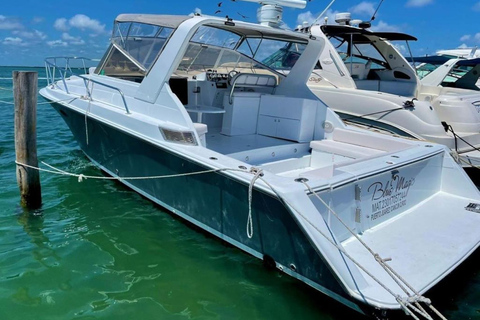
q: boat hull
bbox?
[50,102,368,312]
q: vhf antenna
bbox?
[370,0,384,22]
[310,0,336,27]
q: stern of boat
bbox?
[279,140,480,310]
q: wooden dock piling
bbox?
[14,71,42,209]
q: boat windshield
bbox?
[329,35,388,71]
[95,21,174,79]
[417,62,479,88]
[174,26,306,77]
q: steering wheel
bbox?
[227,70,240,86]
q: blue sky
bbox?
[0,0,479,66]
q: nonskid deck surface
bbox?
[205,128,297,155]
[204,128,313,166]
[341,192,480,302]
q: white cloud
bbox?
[61,32,76,41]
[460,34,471,42]
[458,43,469,49]
[54,18,69,31]
[297,11,316,26]
[370,20,400,32]
[474,2,480,11]
[0,15,23,30]
[296,9,340,27]
[406,0,434,7]
[34,30,47,40]
[12,29,47,40]
[3,37,24,45]
[32,17,44,24]
[54,14,106,36]
[349,2,376,17]
[47,39,68,47]
[70,39,86,45]
[475,33,480,42]
[393,43,407,55]
[62,32,85,45]
[69,14,105,34]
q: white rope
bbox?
[38,98,77,105]
[85,98,91,145]
[252,176,420,312]
[13,159,447,319]
[84,76,94,145]
[15,160,246,181]
[0,97,78,106]
[247,167,263,239]
[0,99,14,105]
[299,180,447,320]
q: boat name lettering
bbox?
[309,76,322,83]
[368,174,415,221]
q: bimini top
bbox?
[321,25,417,42]
[115,14,192,29]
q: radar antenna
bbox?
[238,0,307,27]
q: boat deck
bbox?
[205,128,311,165]
[342,192,480,305]
[206,128,297,154]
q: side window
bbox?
[97,21,174,81]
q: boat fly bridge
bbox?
[41,5,480,318]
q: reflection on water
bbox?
[0,67,478,320]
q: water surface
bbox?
[0,66,478,319]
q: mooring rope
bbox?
[298,180,447,320]
[247,167,263,239]
[16,160,241,182]
[0,97,78,106]
[250,174,441,319]
[14,159,447,319]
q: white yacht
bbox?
[306,14,480,168]
[40,2,480,317]
[411,55,480,91]
[437,47,480,59]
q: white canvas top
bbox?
[115,14,192,29]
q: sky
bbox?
[0,0,479,66]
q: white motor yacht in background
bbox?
[409,55,480,91]
[39,1,480,318]
[437,47,480,59]
[305,13,480,168]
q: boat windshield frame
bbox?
[174,24,308,78]
[95,20,175,77]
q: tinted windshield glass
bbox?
[97,21,174,78]
[329,35,387,70]
[175,26,306,77]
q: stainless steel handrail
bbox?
[44,56,131,114]
[79,75,130,114]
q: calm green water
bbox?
[0,66,478,320]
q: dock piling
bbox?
[14,71,42,209]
